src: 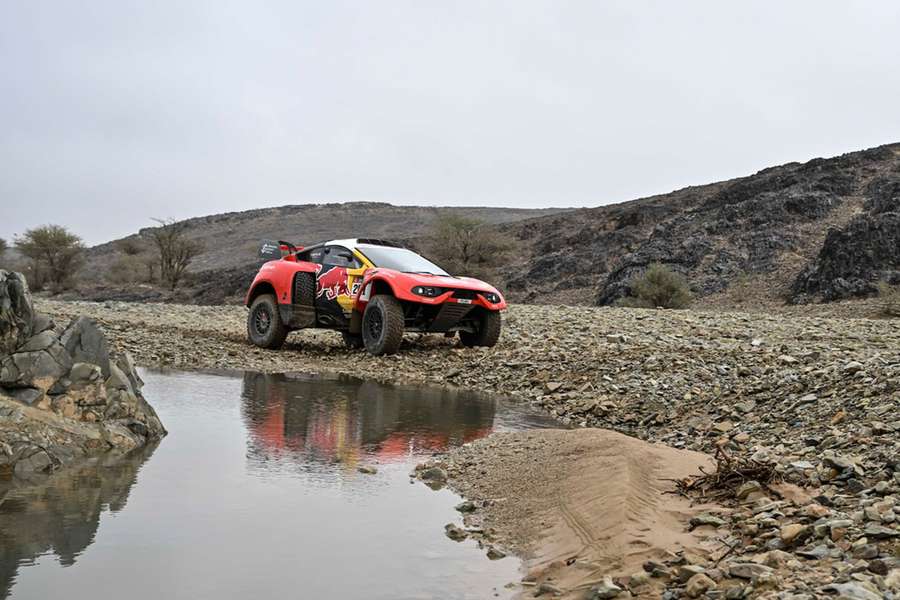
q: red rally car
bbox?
[245,238,507,355]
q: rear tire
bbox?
[459,310,501,348]
[362,295,404,355]
[247,294,289,349]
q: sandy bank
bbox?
[422,429,722,599]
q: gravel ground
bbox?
[38,299,900,598]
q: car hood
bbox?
[374,270,501,293]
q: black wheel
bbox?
[362,295,404,355]
[459,310,502,348]
[247,294,289,349]
[341,332,364,349]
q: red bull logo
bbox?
[315,266,359,301]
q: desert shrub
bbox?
[878,283,900,318]
[14,225,84,291]
[118,238,144,256]
[106,255,147,285]
[148,219,204,290]
[618,263,693,309]
[426,214,516,279]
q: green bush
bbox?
[618,263,693,309]
[14,225,84,291]
[878,283,900,318]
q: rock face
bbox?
[498,143,900,305]
[792,174,900,301]
[0,270,165,476]
[0,271,34,355]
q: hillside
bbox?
[499,143,900,307]
[83,202,568,274]
[70,143,900,309]
[75,203,569,303]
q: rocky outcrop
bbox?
[496,143,900,306]
[0,271,34,355]
[0,270,165,476]
[595,147,889,305]
[792,174,900,301]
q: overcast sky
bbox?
[2,1,899,246]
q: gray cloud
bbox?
[2,0,899,245]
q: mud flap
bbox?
[348,310,362,335]
[278,304,316,329]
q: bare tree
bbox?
[148,219,204,290]
[14,225,85,291]
[0,238,7,268]
[426,214,515,279]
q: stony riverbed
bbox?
[37,299,900,598]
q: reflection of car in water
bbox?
[240,373,495,469]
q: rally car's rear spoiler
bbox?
[258,239,302,261]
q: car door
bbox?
[315,246,363,323]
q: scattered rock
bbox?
[444,523,467,542]
[588,576,622,599]
[729,563,773,580]
[689,514,726,529]
[685,573,716,598]
[780,523,810,544]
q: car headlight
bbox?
[412,286,443,297]
[482,292,501,304]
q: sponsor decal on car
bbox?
[315,265,360,301]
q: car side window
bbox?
[296,248,324,264]
[322,246,361,268]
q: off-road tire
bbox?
[341,332,364,349]
[362,295,404,355]
[459,310,501,348]
[293,272,316,305]
[248,294,289,349]
[291,272,317,328]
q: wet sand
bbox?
[425,429,722,599]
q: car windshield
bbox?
[356,245,449,276]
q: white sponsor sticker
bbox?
[456,298,472,304]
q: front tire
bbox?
[460,310,501,348]
[248,294,289,349]
[362,295,404,355]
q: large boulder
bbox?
[0,270,34,355]
[60,316,111,377]
[0,271,166,476]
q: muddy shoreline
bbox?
[37,299,900,598]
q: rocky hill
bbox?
[82,202,567,275]
[70,143,900,308]
[500,143,900,306]
[73,202,567,303]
